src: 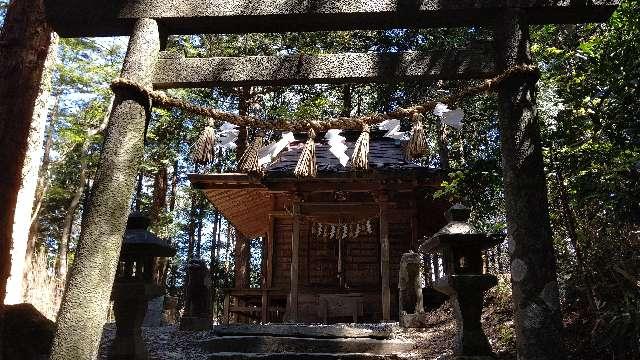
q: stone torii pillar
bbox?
[50,19,160,359]
[495,10,566,360]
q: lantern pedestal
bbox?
[111,284,151,360]
[434,275,497,359]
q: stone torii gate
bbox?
[42,1,619,359]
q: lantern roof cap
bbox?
[122,212,176,257]
[419,204,503,254]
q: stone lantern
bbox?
[111,212,176,360]
[419,204,503,359]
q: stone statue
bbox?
[180,259,212,330]
[399,251,427,328]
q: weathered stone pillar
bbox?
[50,18,160,360]
[495,9,566,360]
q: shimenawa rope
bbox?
[110,64,539,132]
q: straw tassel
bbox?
[237,133,264,173]
[351,123,370,170]
[294,129,317,177]
[405,113,428,160]
[191,122,217,165]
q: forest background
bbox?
[0,0,638,358]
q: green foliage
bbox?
[497,322,516,349]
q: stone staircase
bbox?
[200,324,415,360]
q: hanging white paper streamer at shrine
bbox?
[217,122,240,149]
[311,219,376,240]
[433,103,449,117]
[433,102,464,129]
[325,129,349,166]
[442,108,464,129]
[377,119,407,140]
[258,131,295,166]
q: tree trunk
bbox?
[0,0,53,303]
[341,85,352,117]
[234,231,250,289]
[134,172,144,211]
[56,156,87,281]
[436,117,450,171]
[423,254,433,286]
[26,99,58,268]
[169,160,178,212]
[4,32,58,305]
[432,254,440,280]
[236,86,250,158]
[495,10,566,360]
[50,19,159,360]
[225,223,232,279]
[196,211,203,259]
[550,149,596,310]
[233,87,251,290]
[496,243,504,273]
[186,187,198,262]
[150,164,168,224]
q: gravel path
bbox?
[98,323,209,360]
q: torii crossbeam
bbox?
[46,0,619,36]
[43,1,620,360]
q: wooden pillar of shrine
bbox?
[289,200,301,322]
[50,18,160,359]
[495,9,566,360]
[377,192,391,321]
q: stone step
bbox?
[212,324,394,339]
[208,352,405,360]
[200,336,414,354]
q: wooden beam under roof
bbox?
[44,0,620,37]
[153,48,496,88]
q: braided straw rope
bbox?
[110,64,538,132]
[405,113,428,160]
[350,123,370,170]
[237,133,264,173]
[294,128,317,177]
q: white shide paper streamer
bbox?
[325,129,349,166]
[433,103,464,129]
[258,132,295,166]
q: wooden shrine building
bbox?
[190,130,448,323]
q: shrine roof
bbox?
[265,130,433,178]
[189,133,442,238]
